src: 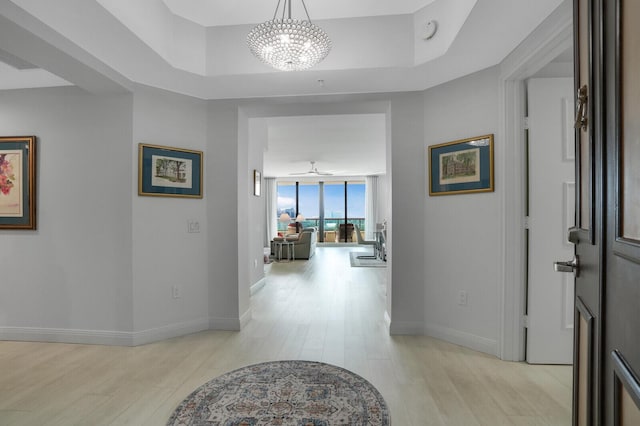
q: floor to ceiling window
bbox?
[277,180,365,242]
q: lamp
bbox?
[279,213,292,223]
[295,214,305,233]
[247,0,331,71]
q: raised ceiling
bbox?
[0,0,564,99]
[0,0,565,177]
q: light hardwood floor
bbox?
[0,246,572,425]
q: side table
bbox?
[274,240,295,262]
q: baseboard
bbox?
[250,277,266,295]
[0,317,213,347]
[424,323,499,357]
[0,326,132,346]
[239,308,252,329]
[389,320,425,335]
[131,317,210,346]
[209,316,241,331]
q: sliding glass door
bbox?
[276,180,365,243]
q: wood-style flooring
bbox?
[0,246,572,425]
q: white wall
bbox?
[207,101,244,329]
[247,119,267,290]
[388,92,426,333]
[422,66,501,355]
[0,87,134,343]
[131,86,209,342]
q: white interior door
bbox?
[526,77,575,364]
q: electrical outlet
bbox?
[458,290,468,306]
[187,220,200,233]
[172,285,181,299]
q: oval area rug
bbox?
[167,360,390,425]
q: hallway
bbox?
[0,247,571,425]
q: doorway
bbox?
[525,75,575,364]
[498,1,574,362]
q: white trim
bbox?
[250,277,266,295]
[384,310,392,329]
[498,0,573,361]
[132,317,210,346]
[389,320,424,335]
[209,317,241,330]
[424,323,499,357]
[239,308,252,329]
[0,326,132,346]
[1,317,215,346]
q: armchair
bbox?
[271,227,317,260]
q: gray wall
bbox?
[0,67,504,355]
[131,87,210,341]
[422,66,501,354]
[0,87,134,343]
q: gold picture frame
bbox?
[428,134,494,196]
[0,136,36,229]
[138,143,203,198]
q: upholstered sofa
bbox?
[271,227,317,260]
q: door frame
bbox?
[498,0,574,361]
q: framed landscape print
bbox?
[0,136,36,229]
[138,143,203,198]
[428,134,494,196]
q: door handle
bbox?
[574,85,588,131]
[554,256,579,277]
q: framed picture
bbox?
[138,143,203,198]
[253,169,261,196]
[428,134,494,196]
[0,136,36,229]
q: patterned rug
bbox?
[167,360,390,425]
[349,252,387,268]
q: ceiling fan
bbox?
[289,161,333,176]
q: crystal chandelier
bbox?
[247,0,331,71]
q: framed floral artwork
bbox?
[0,136,36,229]
[138,143,203,198]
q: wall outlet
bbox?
[458,290,468,306]
[187,220,200,233]
[172,285,181,299]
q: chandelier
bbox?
[247,0,331,71]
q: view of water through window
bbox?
[277,181,365,241]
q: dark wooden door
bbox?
[601,0,640,424]
[568,1,603,424]
[569,0,640,424]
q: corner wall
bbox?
[131,86,210,343]
[0,87,134,344]
[422,66,501,355]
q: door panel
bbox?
[602,0,640,423]
[571,0,603,424]
[526,78,575,364]
[573,0,640,424]
[575,298,594,426]
[619,0,640,241]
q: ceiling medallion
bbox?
[247,0,331,71]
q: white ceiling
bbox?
[263,114,387,178]
[162,0,437,27]
[0,0,566,177]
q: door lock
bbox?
[554,256,579,277]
